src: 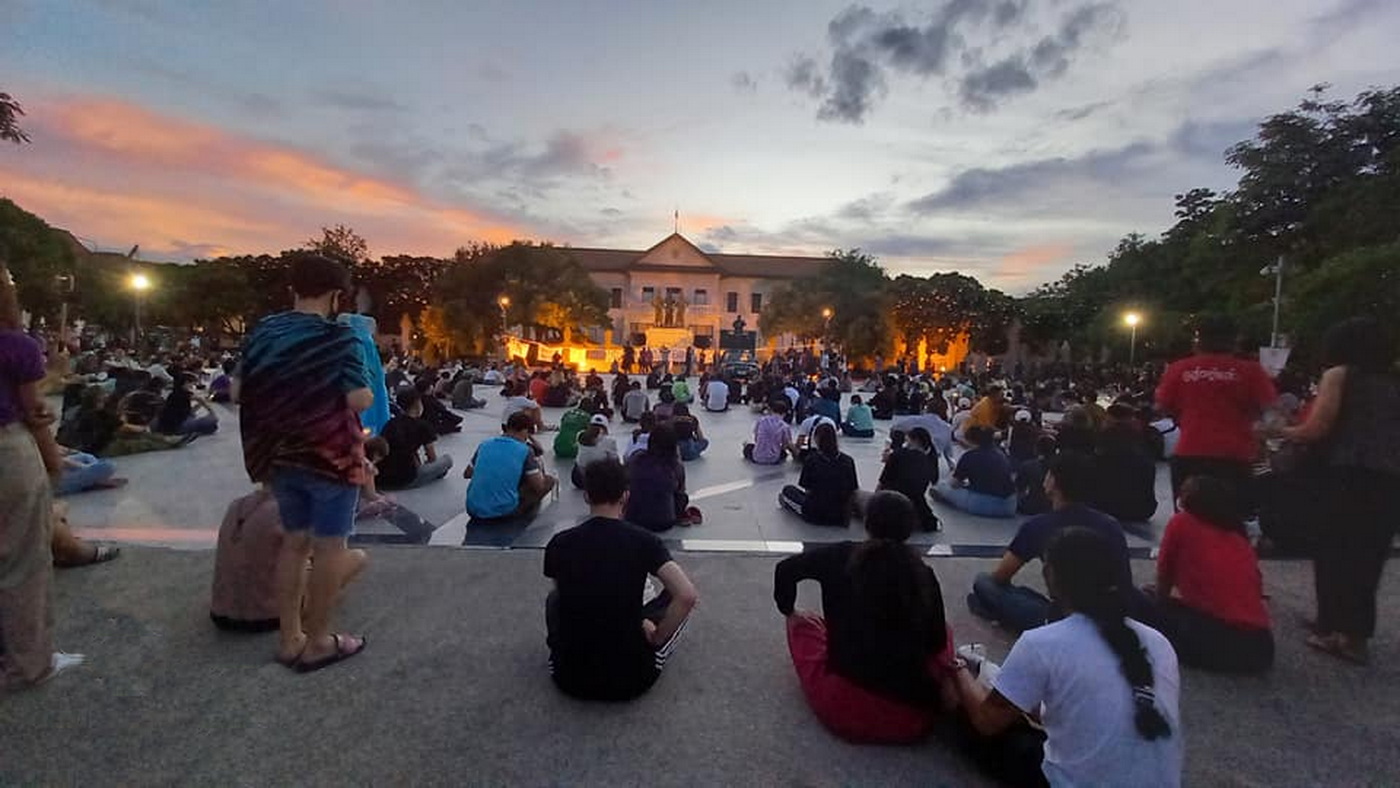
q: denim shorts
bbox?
[270,466,360,539]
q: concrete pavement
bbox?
[3,546,1397,786]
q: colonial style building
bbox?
[565,232,827,351]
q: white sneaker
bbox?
[956,643,986,675]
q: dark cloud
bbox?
[730,71,758,93]
[600,207,624,217]
[784,55,826,98]
[907,140,1154,213]
[313,90,407,113]
[959,56,1036,111]
[784,0,1124,122]
[1053,99,1114,122]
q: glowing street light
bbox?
[130,273,153,345]
[497,294,511,356]
[1123,311,1142,366]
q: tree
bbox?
[761,249,891,358]
[434,242,611,353]
[1,92,29,145]
[1288,242,1400,352]
[888,272,1014,356]
[0,198,75,321]
[305,224,370,264]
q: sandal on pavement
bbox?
[295,634,367,674]
[1306,632,1370,666]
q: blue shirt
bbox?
[1008,503,1132,590]
[953,445,1015,497]
[466,436,536,518]
[811,397,841,423]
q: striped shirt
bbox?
[237,311,370,485]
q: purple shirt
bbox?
[0,330,45,427]
[751,414,792,464]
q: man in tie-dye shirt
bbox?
[234,253,374,673]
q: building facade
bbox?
[567,232,827,352]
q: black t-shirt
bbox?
[773,542,947,706]
[155,389,193,434]
[377,415,437,488]
[673,415,698,441]
[797,451,858,525]
[953,446,1016,497]
[879,446,939,528]
[544,517,673,699]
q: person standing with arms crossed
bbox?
[233,254,375,672]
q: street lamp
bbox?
[1123,311,1141,366]
[819,306,834,358]
[130,273,151,346]
[497,294,511,357]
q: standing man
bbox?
[235,253,373,672]
[1156,314,1276,499]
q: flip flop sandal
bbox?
[295,634,368,674]
[1306,633,1370,666]
[55,545,121,569]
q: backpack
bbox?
[210,489,283,631]
[553,408,592,459]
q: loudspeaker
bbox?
[693,335,713,349]
[631,332,648,346]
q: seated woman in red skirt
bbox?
[773,490,955,743]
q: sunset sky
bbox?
[3,0,1397,291]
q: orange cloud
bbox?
[2,94,521,259]
[995,242,1074,280]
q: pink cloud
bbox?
[0,94,523,259]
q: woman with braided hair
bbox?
[952,526,1181,787]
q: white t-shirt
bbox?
[705,379,729,410]
[796,414,837,441]
[502,396,537,423]
[994,614,1182,788]
[575,435,619,469]
[783,386,800,408]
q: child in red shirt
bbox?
[1150,475,1273,673]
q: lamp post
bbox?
[1123,311,1141,366]
[497,294,511,359]
[130,273,151,347]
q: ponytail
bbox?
[1047,527,1172,741]
[1084,609,1173,740]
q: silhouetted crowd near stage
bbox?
[5,254,1399,787]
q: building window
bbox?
[641,286,655,302]
[609,288,623,309]
[726,292,739,313]
[665,287,683,300]
[693,289,708,306]
[750,292,763,313]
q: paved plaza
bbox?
[4,546,1398,785]
[11,380,1400,785]
[62,380,1172,556]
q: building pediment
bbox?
[634,233,717,269]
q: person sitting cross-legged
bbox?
[931,426,1017,518]
[951,527,1181,788]
[1146,475,1274,673]
[671,404,709,460]
[624,423,700,531]
[376,388,454,490]
[780,423,858,526]
[841,394,876,438]
[967,451,1141,633]
[744,399,795,464]
[465,411,557,524]
[544,459,700,701]
[774,490,956,744]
